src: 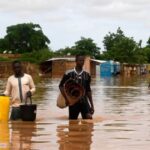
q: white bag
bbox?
[56,93,67,109]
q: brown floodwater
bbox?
[0,75,150,150]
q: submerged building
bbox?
[40,56,105,78]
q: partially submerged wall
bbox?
[0,62,39,78]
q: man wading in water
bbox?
[59,55,94,119]
[3,60,36,120]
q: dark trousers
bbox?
[10,107,21,120]
[69,99,91,120]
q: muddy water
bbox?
[0,75,150,150]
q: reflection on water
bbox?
[10,122,36,150]
[0,75,150,149]
[57,120,93,150]
[0,123,10,150]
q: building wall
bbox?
[147,64,150,73]
[52,61,76,78]
[121,64,140,76]
[83,56,91,73]
[90,61,96,77]
[51,56,95,78]
[0,62,39,78]
[0,54,21,59]
[65,61,76,71]
[52,60,66,78]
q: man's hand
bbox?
[26,91,32,97]
[90,106,94,114]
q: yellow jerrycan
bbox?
[0,96,10,122]
[0,123,10,150]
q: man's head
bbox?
[75,55,85,69]
[12,60,23,76]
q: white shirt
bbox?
[4,73,36,107]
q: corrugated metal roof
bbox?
[46,57,75,61]
[46,57,108,64]
[90,59,106,64]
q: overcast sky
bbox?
[0,0,150,50]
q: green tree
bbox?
[54,47,73,56]
[72,37,100,58]
[1,23,50,53]
[140,37,150,63]
[146,37,150,48]
[141,47,150,63]
[0,38,7,52]
[103,27,141,63]
[54,37,101,58]
[20,48,53,64]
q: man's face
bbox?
[13,63,22,75]
[76,56,85,68]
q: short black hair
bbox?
[12,60,21,67]
[75,54,85,61]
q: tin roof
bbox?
[90,59,106,64]
[46,57,107,63]
[46,57,75,62]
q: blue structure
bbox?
[100,61,120,77]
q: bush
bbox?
[0,57,10,61]
[19,48,53,64]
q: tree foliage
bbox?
[0,39,7,53]
[146,37,150,48]
[1,23,150,64]
[19,48,53,64]
[55,37,100,58]
[0,23,50,53]
[72,37,100,58]
[54,47,73,56]
[103,27,145,63]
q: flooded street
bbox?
[1,75,150,150]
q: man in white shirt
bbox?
[4,60,36,120]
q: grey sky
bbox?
[0,0,150,50]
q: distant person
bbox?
[3,60,36,120]
[59,55,94,119]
